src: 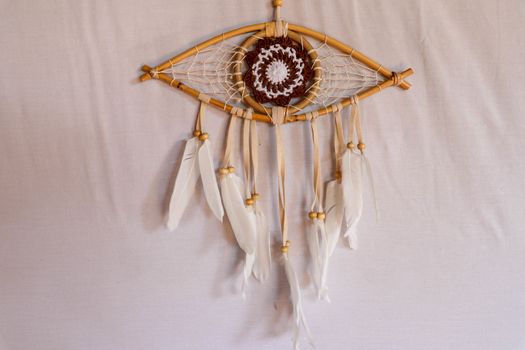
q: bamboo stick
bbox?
[141,65,413,123]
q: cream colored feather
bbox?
[283,254,314,350]
[198,139,224,222]
[220,173,256,254]
[167,137,201,230]
[342,150,363,249]
[253,206,271,282]
[324,179,344,257]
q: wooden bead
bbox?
[198,132,209,141]
[317,212,326,220]
[347,142,355,149]
[335,171,342,180]
[308,211,318,219]
[218,168,229,175]
[273,0,283,7]
[193,130,201,137]
[357,142,366,151]
[227,166,235,173]
[280,245,288,253]
[245,198,254,206]
[251,193,260,200]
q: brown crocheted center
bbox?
[244,37,313,106]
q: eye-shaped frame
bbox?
[140,22,413,123]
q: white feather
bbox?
[306,217,330,301]
[283,254,314,350]
[241,251,256,299]
[220,173,256,253]
[167,137,201,230]
[220,172,257,296]
[198,139,224,222]
[306,220,321,296]
[324,180,344,257]
[342,150,363,249]
[253,207,271,282]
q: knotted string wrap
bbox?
[270,0,288,38]
[219,109,257,298]
[305,112,330,302]
[272,107,313,349]
[166,94,223,230]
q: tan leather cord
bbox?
[194,93,210,133]
[250,119,259,197]
[348,96,364,150]
[305,111,322,212]
[222,108,241,168]
[272,107,289,247]
[332,103,345,176]
[242,109,254,199]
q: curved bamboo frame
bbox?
[139,21,414,123]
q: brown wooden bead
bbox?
[193,130,201,137]
[308,211,318,219]
[227,166,235,173]
[347,142,355,149]
[198,132,209,141]
[357,142,366,151]
[218,168,229,175]
[245,198,254,206]
[280,245,288,253]
[317,212,326,220]
[251,193,260,200]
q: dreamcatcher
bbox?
[139,1,413,348]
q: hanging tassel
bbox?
[305,111,329,301]
[167,95,224,230]
[324,103,346,257]
[244,116,271,282]
[272,107,313,348]
[342,97,364,249]
[219,107,257,297]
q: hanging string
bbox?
[193,93,211,139]
[271,107,289,249]
[332,102,345,180]
[242,109,254,200]
[305,111,323,213]
[221,107,244,170]
[250,119,259,199]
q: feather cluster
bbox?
[167,136,223,230]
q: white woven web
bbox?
[308,39,384,108]
[159,34,384,111]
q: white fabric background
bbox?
[1,0,524,349]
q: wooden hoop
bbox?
[231,30,321,115]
